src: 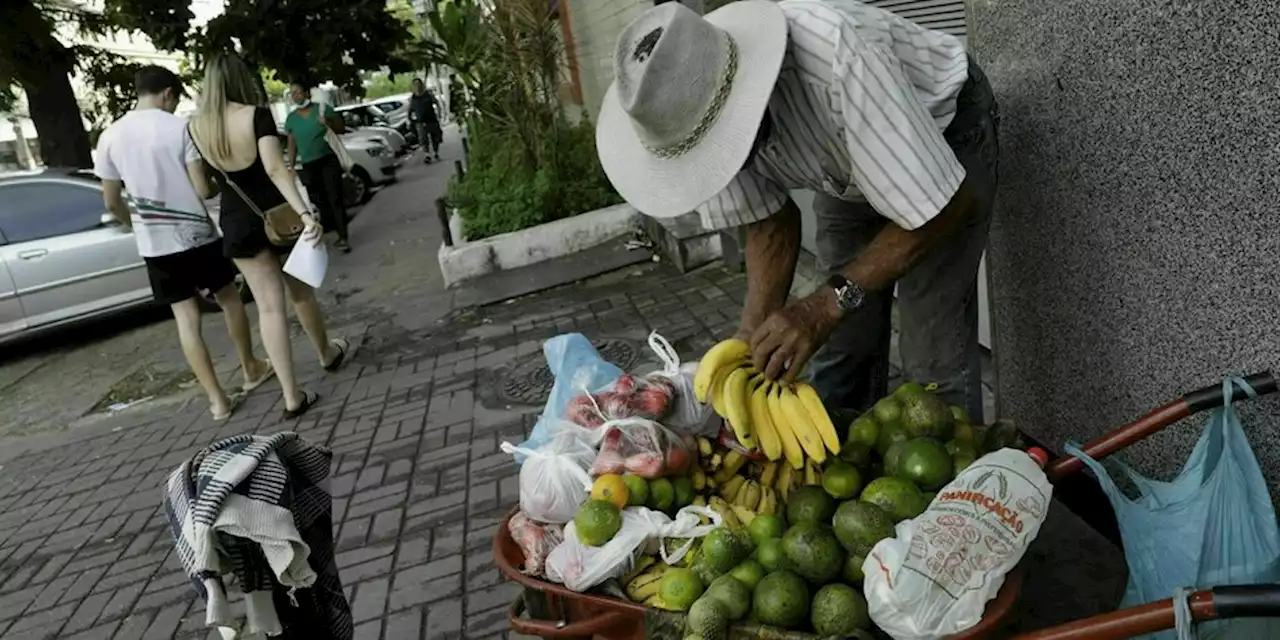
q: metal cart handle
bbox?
[1046,371,1277,482]
[507,594,630,637]
[1012,584,1280,639]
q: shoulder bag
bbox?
[317,102,356,174]
[188,123,305,246]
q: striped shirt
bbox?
[698,0,969,231]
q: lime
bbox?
[899,389,954,440]
[839,442,873,467]
[781,522,845,584]
[875,421,909,456]
[950,405,971,424]
[811,583,870,635]
[842,553,866,585]
[658,567,704,611]
[847,413,880,449]
[895,437,954,491]
[785,486,836,526]
[701,527,745,572]
[872,396,903,428]
[729,559,766,590]
[822,462,863,499]
[622,474,649,507]
[574,500,622,546]
[860,477,929,522]
[946,439,978,457]
[705,575,752,620]
[953,421,976,443]
[753,570,810,629]
[687,597,730,637]
[672,476,696,508]
[748,514,786,546]
[883,440,908,478]
[648,477,675,512]
[832,500,896,556]
[754,538,790,572]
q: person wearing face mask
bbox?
[284,82,351,253]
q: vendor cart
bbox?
[494,371,1280,639]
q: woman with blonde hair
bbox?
[188,53,349,419]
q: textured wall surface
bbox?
[968,0,1280,489]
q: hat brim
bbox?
[597,0,788,219]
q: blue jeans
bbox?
[807,59,999,421]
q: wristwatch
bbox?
[827,274,866,313]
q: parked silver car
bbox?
[0,170,249,346]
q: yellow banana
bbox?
[692,468,706,491]
[721,450,748,478]
[759,460,780,487]
[744,480,763,510]
[796,383,842,455]
[766,385,807,469]
[776,463,795,501]
[781,386,827,463]
[697,437,713,457]
[692,495,706,507]
[722,368,758,449]
[758,487,778,515]
[625,565,667,600]
[749,380,784,461]
[709,363,739,418]
[694,338,750,402]
[643,593,666,608]
[622,555,657,585]
[720,475,747,502]
[709,496,742,528]
[804,459,819,486]
[732,505,757,526]
[708,453,723,471]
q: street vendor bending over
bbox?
[595,0,998,418]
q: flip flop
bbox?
[242,360,276,393]
[212,394,246,422]
[282,391,320,420]
[323,338,352,372]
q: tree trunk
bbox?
[25,59,92,169]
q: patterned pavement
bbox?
[0,254,746,639]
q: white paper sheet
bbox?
[282,239,329,289]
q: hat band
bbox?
[643,33,739,159]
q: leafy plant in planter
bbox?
[438,0,621,240]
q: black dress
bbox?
[212,107,294,259]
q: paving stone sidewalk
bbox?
[0,258,747,640]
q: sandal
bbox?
[241,360,276,393]
[334,239,351,254]
[323,338,352,372]
[282,391,320,420]
[212,394,246,422]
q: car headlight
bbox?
[366,145,386,157]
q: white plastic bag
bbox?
[500,431,595,524]
[864,449,1052,640]
[644,332,717,434]
[545,505,721,592]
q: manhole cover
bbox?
[497,337,643,405]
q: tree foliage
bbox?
[109,0,416,97]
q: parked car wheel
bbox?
[343,167,372,207]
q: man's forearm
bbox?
[740,199,802,336]
[837,182,976,293]
[106,200,132,227]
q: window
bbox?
[0,182,104,244]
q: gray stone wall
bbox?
[968,0,1280,491]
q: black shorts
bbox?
[144,241,237,304]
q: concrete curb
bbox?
[437,203,640,287]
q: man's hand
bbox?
[749,288,842,383]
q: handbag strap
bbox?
[187,122,268,221]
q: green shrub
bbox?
[448,118,621,240]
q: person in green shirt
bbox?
[285,82,351,252]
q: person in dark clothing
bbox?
[285,82,351,252]
[409,78,442,162]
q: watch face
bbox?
[837,284,863,311]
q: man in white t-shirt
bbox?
[94,66,273,421]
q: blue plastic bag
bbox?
[518,334,623,457]
[1065,376,1280,639]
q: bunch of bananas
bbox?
[623,557,668,605]
[760,459,823,502]
[693,338,842,468]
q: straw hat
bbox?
[596,1,788,218]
